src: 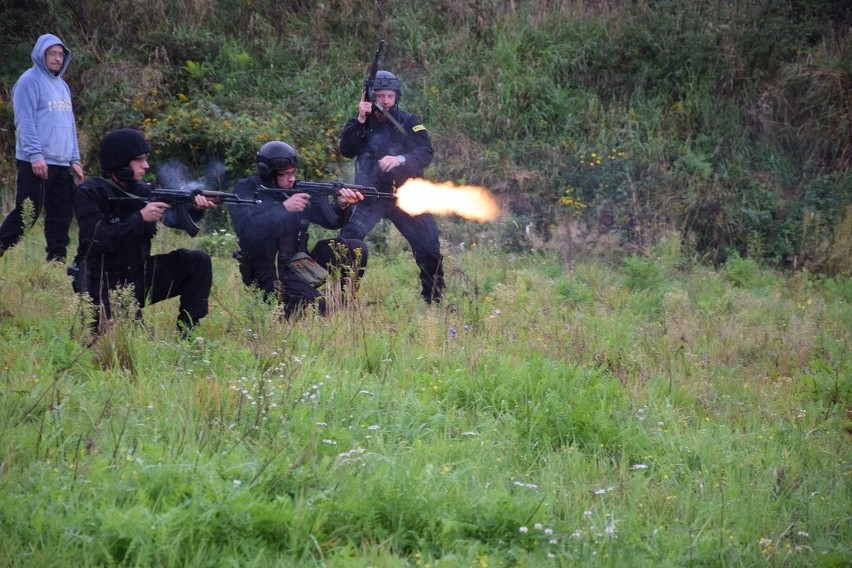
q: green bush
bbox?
[722,252,764,289]
[621,254,665,291]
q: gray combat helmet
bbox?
[373,70,402,102]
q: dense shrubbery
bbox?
[0,0,849,273]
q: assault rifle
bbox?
[363,39,384,104]
[258,180,395,201]
[256,180,395,223]
[109,182,260,237]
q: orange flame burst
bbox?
[395,178,500,222]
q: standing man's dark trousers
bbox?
[0,160,75,262]
[340,201,444,303]
[87,249,212,334]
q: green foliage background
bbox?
[0,3,850,564]
[1,0,850,271]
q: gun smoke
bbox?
[156,159,229,191]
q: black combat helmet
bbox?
[99,128,151,179]
[256,141,298,183]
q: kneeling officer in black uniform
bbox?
[72,128,217,336]
[229,141,368,318]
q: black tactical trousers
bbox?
[87,248,212,333]
[340,200,443,303]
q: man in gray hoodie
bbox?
[0,33,85,262]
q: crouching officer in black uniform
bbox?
[71,128,216,336]
[229,141,368,318]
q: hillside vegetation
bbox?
[1,0,850,272]
[0,2,850,565]
[1,224,850,566]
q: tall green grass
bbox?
[0,221,848,566]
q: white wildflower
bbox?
[337,448,366,460]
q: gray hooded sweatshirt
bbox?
[13,33,82,166]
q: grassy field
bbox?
[0,220,848,567]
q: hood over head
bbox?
[32,33,71,77]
